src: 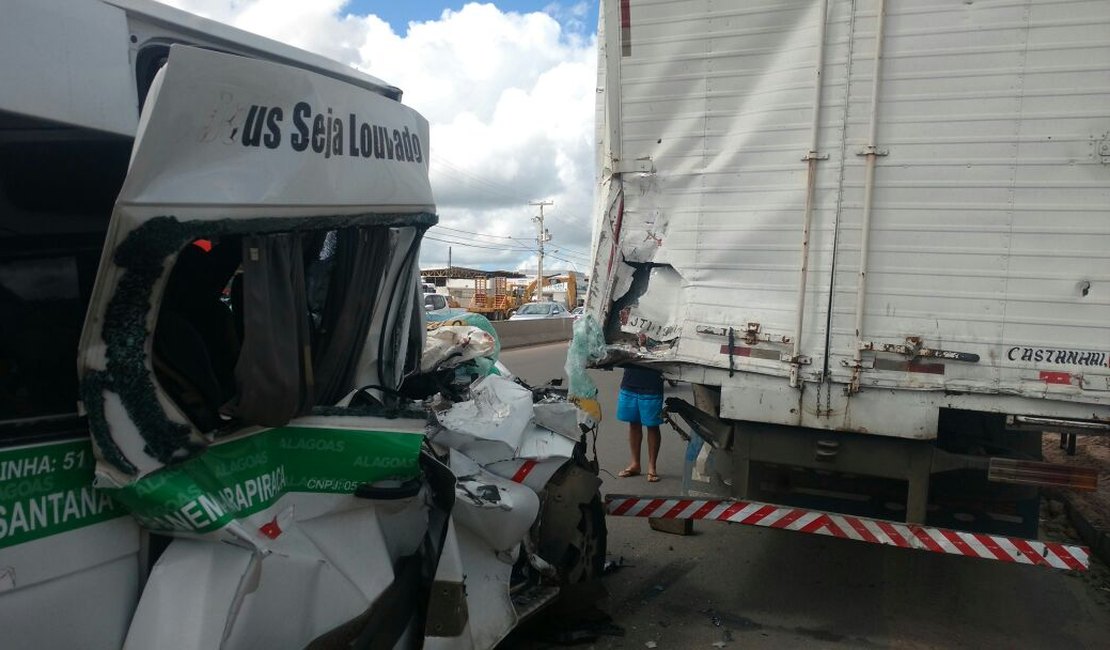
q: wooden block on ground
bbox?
[648,517,693,535]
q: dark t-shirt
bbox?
[620,366,664,395]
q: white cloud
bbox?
[156,1,597,272]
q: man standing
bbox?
[616,366,664,482]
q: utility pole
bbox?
[530,200,553,301]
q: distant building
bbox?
[420,267,526,308]
[420,266,525,286]
[419,267,588,308]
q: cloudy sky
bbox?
[155,0,600,273]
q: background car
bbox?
[508,301,573,321]
[424,292,452,315]
[571,306,585,320]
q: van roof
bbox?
[104,0,402,100]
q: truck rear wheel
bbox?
[931,409,1043,538]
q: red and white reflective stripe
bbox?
[605,495,1089,571]
[510,459,538,483]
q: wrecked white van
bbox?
[0,2,604,648]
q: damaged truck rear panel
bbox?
[2,2,603,648]
[587,0,1108,554]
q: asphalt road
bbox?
[501,342,1110,649]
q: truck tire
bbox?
[932,409,1043,538]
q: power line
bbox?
[429,226,561,260]
[436,158,523,195]
[425,225,589,272]
[425,241,567,268]
[552,244,590,257]
[424,236,583,271]
[430,242,581,266]
[429,231,535,251]
[428,156,592,263]
[434,224,569,254]
[432,223,591,259]
[433,158,533,204]
[432,234,533,251]
[431,225,528,246]
[433,224,516,239]
[424,232,532,252]
[424,236,522,252]
[423,235,534,253]
[549,247,590,260]
[545,252,583,270]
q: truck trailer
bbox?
[585,0,1108,569]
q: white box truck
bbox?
[587,0,1108,569]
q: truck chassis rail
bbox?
[605,494,1088,572]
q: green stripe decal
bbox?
[111,426,424,534]
[0,426,424,546]
[0,440,128,549]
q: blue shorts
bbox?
[616,389,664,427]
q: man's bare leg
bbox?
[646,425,661,481]
[621,422,643,476]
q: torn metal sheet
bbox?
[451,450,540,553]
[532,400,592,440]
[619,265,684,343]
[516,424,579,461]
[433,375,535,452]
[620,201,667,264]
[609,261,635,305]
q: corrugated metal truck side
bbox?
[588,0,1108,559]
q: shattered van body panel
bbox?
[63,44,442,648]
[0,1,435,645]
[588,0,1110,437]
[78,45,434,485]
[0,23,604,649]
